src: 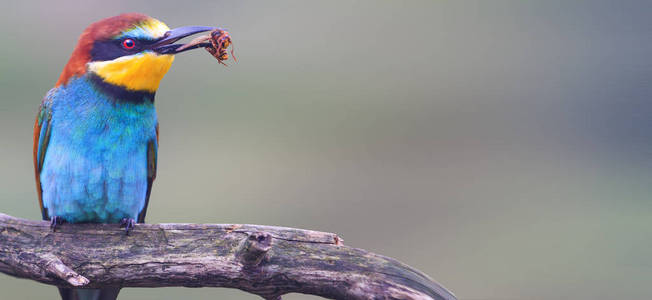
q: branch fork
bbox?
[239,232,272,266]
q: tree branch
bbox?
[0,213,456,300]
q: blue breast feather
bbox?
[40,76,157,223]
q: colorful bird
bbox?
[33,13,220,300]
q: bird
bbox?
[33,13,219,300]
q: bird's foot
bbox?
[50,216,65,232]
[120,218,136,235]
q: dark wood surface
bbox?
[0,213,456,300]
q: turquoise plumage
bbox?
[37,76,157,224]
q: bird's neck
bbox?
[87,73,156,104]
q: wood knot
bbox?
[239,232,272,266]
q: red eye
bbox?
[122,39,135,49]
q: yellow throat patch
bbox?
[88,53,174,93]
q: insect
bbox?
[176,28,236,65]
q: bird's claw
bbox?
[120,218,136,235]
[50,216,64,232]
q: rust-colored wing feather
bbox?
[33,98,52,220]
[33,117,43,215]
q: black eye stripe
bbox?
[90,38,156,62]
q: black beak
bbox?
[151,26,217,54]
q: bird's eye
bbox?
[122,39,136,49]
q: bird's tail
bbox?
[58,287,121,300]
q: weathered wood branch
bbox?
[0,213,456,300]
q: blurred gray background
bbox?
[1,1,650,299]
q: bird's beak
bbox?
[151,26,217,54]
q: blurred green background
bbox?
[1,1,650,299]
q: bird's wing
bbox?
[137,123,158,223]
[33,95,53,221]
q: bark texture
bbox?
[0,213,456,300]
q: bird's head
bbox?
[56,13,216,93]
